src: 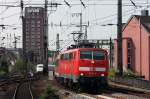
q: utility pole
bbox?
[14,34,17,49]
[44,0,48,74]
[56,34,60,52]
[109,38,112,68]
[78,13,83,42]
[117,0,123,76]
[21,0,27,74]
[71,13,84,43]
[83,25,88,40]
[21,0,24,51]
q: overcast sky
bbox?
[0,0,149,50]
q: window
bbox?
[80,51,92,60]
[37,21,41,24]
[26,32,30,34]
[31,28,35,31]
[80,51,105,60]
[69,53,73,59]
[37,28,40,31]
[37,43,40,46]
[25,28,29,31]
[31,24,35,27]
[31,20,35,24]
[26,43,29,47]
[127,56,131,69]
[60,53,73,60]
[26,35,30,39]
[93,51,105,60]
[127,40,132,70]
[64,54,69,60]
[60,54,64,60]
[36,32,40,34]
[31,35,35,39]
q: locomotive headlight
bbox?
[101,74,104,76]
[80,73,84,76]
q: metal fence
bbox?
[110,77,150,90]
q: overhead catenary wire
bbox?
[0,0,149,50]
[49,6,140,47]
[50,8,138,28]
[89,8,138,26]
[129,0,137,8]
[0,6,9,15]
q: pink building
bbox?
[114,14,150,80]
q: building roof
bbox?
[123,15,150,34]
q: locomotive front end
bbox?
[78,49,109,87]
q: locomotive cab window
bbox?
[80,51,105,60]
[80,51,92,60]
[93,51,105,60]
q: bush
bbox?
[39,84,59,99]
[108,68,143,79]
[14,59,24,73]
[123,69,142,79]
[0,60,9,73]
[0,70,7,76]
[108,68,116,78]
[27,62,36,72]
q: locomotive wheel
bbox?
[72,83,83,93]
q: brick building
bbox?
[114,11,150,80]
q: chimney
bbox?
[141,10,149,16]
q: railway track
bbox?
[0,73,36,99]
[13,82,34,99]
[51,79,150,99]
[57,88,150,99]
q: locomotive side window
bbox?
[69,53,73,60]
[80,51,92,60]
[61,53,73,60]
[93,51,105,60]
[60,54,64,60]
[64,54,69,60]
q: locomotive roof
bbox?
[61,48,107,54]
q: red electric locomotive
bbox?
[54,44,109,89]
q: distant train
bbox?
[54,47,109,90]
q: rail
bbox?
[0,73,36,99]
[12,84,20,99]
[12,82,34,99]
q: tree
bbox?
[14,59,24,73]
[0,60,8,75]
